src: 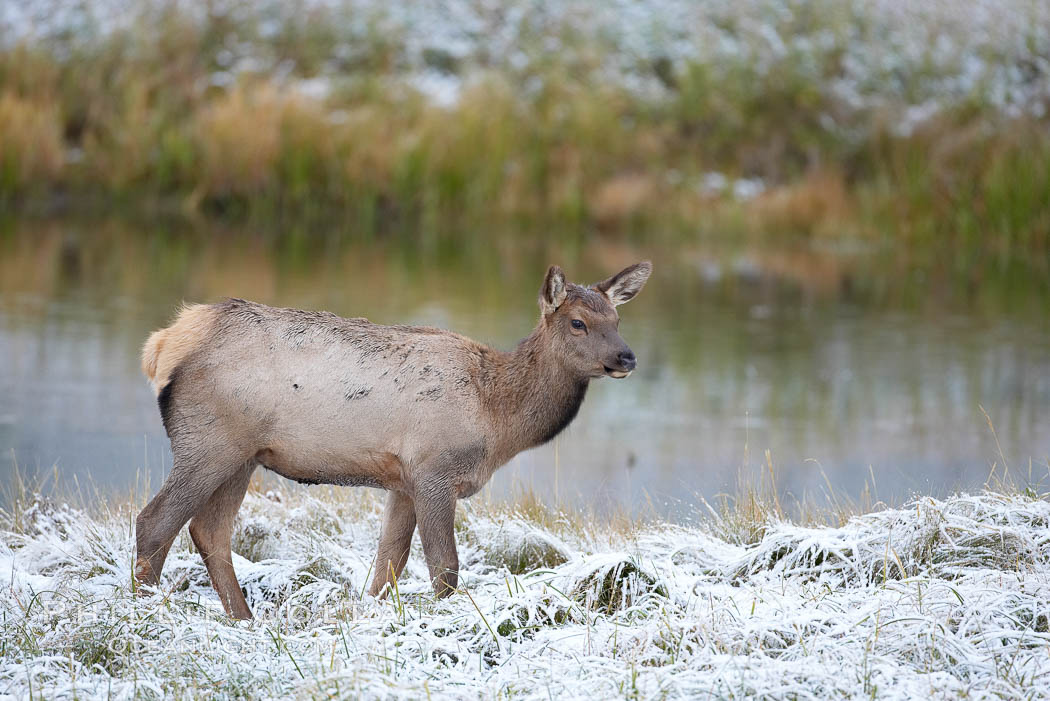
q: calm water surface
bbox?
[2,216,1048,517]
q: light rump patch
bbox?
[141,303,219,394]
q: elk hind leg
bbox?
[135,443,247,588]
[189,462,256,619]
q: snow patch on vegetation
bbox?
[1,488,1049,698]
[5,0,1049,122]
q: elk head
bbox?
[538,261,651,379]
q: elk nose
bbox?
[618,349,636,371]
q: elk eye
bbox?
[571,319,586,330]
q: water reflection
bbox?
[1,215,1048,516]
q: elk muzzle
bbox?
[604,348,637,378]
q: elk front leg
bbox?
[414,480,459,597]
[368,490,417,597]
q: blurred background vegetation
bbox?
[2,0,1049,510]
[2,0,1049,254]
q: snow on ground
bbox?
[1,488,1048,698]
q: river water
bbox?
[2,215,1048,517]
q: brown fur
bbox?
[135,263,650,618]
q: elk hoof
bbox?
[134,558,158,590]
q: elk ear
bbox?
[539,265,568,316]
[595,261,651,306]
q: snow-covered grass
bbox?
[2,478,1049,699]
[5,0,1049,120]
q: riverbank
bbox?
[2,476,1048,698]
[2,1,1049,254]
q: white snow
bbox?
[1,488,1048,698]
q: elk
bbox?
[135,262,651,618]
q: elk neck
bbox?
[479,323,589,457]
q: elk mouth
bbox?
[603,365,632,379]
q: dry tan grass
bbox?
[0,91,64,188]
[749,170,856,236]
[192,86,285,198]
[588,173,661,225]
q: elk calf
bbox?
[136,262,651,618]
